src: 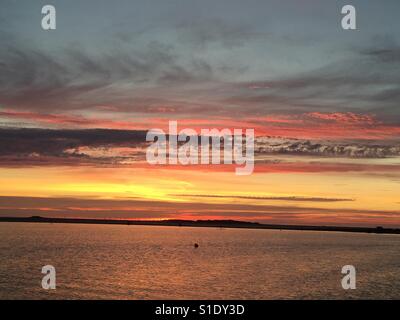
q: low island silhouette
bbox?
[0,216,399,235]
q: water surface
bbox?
[0,223,399,299]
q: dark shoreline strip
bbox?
[0,216,399,235]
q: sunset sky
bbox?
[0,0,400,226]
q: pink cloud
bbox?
[306,112,377,125]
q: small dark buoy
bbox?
[194,243,199,248]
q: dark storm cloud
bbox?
[0,128,399,169]
[0,127,147,158]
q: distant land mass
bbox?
[0,216,399,235]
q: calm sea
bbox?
[0,222,399,299]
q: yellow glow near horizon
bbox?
[0,165,399,215]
